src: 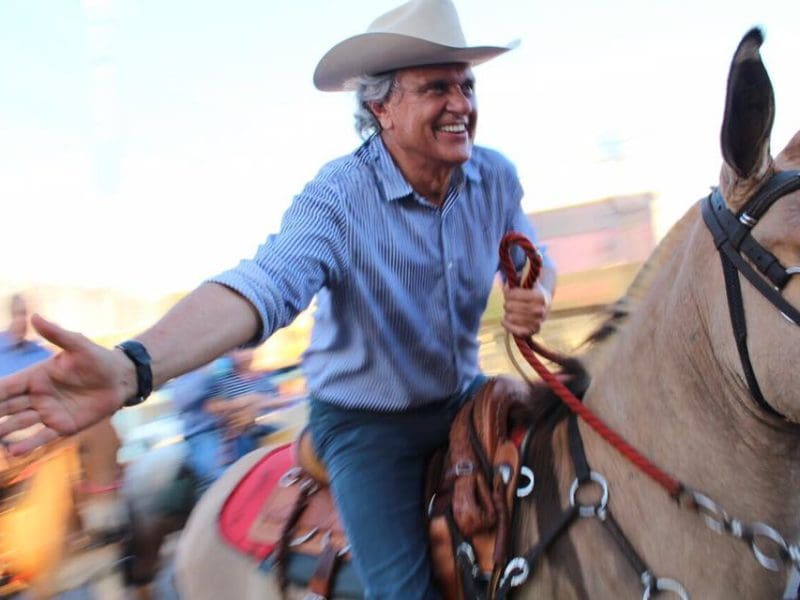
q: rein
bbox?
[496,231,800,599]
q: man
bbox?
[0,0,555,597]
[0,294,52,376]
[171,349,279,496]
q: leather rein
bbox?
[496,196,800,598]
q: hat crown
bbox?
[367,0,467,47]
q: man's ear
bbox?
[369,100,393,131]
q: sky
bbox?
[1,0,799,297]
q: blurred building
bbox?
[479,192,656,375]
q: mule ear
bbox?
[720,28,775,179]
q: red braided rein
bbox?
[499,232,683,498]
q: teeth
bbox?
[438,124,466,133]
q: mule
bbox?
[172,28,800,599]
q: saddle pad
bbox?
[219,443,366,598]
[219,443,294,559]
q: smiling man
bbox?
[0,1,554,598]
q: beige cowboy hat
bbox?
[313,0,519,91]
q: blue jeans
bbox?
[184,429,227,497]
[186,425,276,498]
[308,376,486,600]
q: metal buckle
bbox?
[454,460,474,476]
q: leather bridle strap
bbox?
[701,171,800,419]
[723,249,784,417]
[701,173,800,323]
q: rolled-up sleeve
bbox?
[208,177,349,344]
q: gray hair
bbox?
[353,72,396,139]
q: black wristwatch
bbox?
[115,340,153,407]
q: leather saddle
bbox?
[239,376,528,600]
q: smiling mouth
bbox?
[437,123,468,134]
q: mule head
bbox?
[716,28,800,423]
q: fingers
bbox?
[502,285,549,337]
[30,313,88,352]
[502,316,542,337]
[6,425,60,456]
[0,409,43,441]
[0,371,30,404]
[0,394,32,417]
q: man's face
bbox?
[8,297,28,343]
[376,64,478,171]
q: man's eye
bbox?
[460,82,475,95]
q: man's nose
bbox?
[445,85,473,112]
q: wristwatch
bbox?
[115,340,153,407]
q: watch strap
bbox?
[115,340,153,407]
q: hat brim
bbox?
[313,32,518,91]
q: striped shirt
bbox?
[210,135,553,411]
[209,363,278,400]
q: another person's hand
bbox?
[223,400,260,439]
[501,282,551,337]
[0,315,134,456]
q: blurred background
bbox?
[1,0,800,597]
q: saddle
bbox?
[428,377,527,600]
[220,377,527,600]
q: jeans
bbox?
[184,429,227,498]
[308,376,486,600]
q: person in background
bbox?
[0,294,52,376]
[203,347,281,461]
[0,0,556,597]
[0,294,124,544]
[169,349,280,497]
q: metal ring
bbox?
[278,466,302,488]
[685,489,729,535]
[501,556,530,589]
[750,522,788,572]
[569,471,609,518]
[642,577,689,600]
[516,465,535,498]
[785,266,800,275]
[789,544,800,569]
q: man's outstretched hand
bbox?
[0,314,134,456]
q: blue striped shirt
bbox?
[210,135,553,411]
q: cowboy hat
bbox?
[313,0,518,91]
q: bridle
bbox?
[494,216,800,599]
[701,169,800,419]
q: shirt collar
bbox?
[369,135,482,203]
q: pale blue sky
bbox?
[2,0,799,295]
